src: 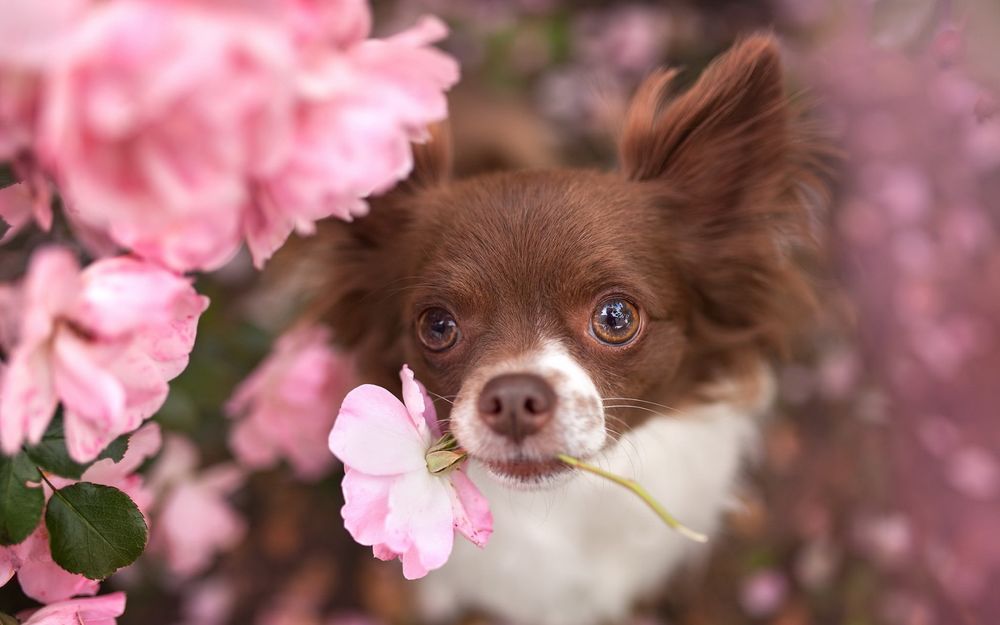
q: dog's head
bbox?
[316,35,824,488]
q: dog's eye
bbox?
[591,298,640,345]
[417,307,460,352]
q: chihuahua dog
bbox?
[316,34,825,625]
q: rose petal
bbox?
[328,385,427,475]
[385,471,454,579]
[448,469,493,548]
[0,345,57,453]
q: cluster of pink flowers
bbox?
[0,0,459,271]
[0,247,207,462]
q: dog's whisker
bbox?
[602,396,685,414]
[427,390,455,405]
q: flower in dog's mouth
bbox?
[328,365,492,579]
[328,364,706,579]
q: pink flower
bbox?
[226,325,353,481]
[148,436,246,578]
[38,1,296,272]
[0,525,99,604]
[249,14,460,266]
[0,248,208,462]
[19,591,126,625]
[328,365,492,580]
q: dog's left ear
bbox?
[620,34,788,208]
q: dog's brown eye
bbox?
[417,307,460,352]
[591,298,640,345]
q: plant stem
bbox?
[556,453,708,543]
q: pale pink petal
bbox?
[0,345,58,453]
[447,470,493,548]
[371,543,398,562]
[19,248,81,345]
[341,469,394,548]
[17,559,100,604]
[283,0,371,48]
[52,332,127,463]
[75,257,194,337]
[328,385,427,475]
[0,0,90,66]
[0,546,16,587]
[14,526,98,604]
[131,292,209,381]
[21,591,126,625]
[416,380,441,439]
[400,365,430,436]
[105,347,169,428]
[385,471,454,579]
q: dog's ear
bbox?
[406,122,453,189]
[622,35,827,372]
[620,34,789,206]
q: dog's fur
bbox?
[312,34,826,625]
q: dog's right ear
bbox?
[405,122,453,189]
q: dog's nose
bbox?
[477,373,556,442]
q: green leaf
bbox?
[0,612,19,625]
[0,453,44,545]
[97,434,128,464]
[24,416,88,479]
[46,482,148,579]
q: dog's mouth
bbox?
[479,456,572,486]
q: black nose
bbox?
[477,373,556,442]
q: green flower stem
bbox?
[556,453,708,543]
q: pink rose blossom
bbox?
[38,0,296,272]
[249,14,460,266]
[328,365,492,580]
[19,591,126,625]
[0,248,208,462]
[148,436,247,578]
[226,324,353,481]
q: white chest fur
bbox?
[416,396,764,625]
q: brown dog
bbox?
[315,34,826,625]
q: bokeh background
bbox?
[3,0,999,624]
